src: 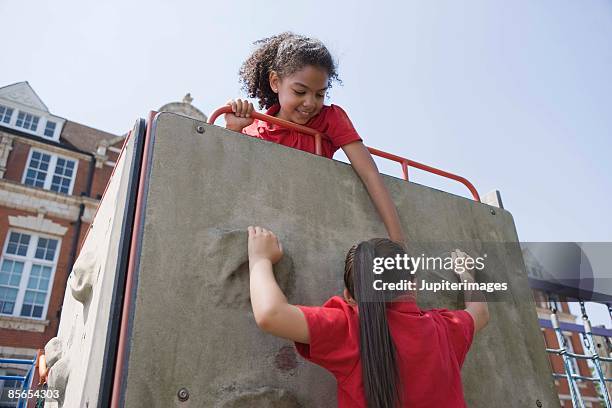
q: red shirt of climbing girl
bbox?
[225,32,406,245]
[247,225,490,408]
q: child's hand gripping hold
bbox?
[247,226,309,343]
[248,226,283,266]
[450,248,490,332]
[450,249,475,279]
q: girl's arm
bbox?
[452,250,490,332]
[248,226,310,343]
[342,141,407,245]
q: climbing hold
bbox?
[69,251,98,304]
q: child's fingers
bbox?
[247,226,255,237]
[226,99,243,118]
[270,233,281,251]
[270,232,280,246]
[251,226,280,241]
[236,99,246,117]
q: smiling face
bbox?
[269,65,329,125]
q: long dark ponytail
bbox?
[344,239,406,408]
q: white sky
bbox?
[1,1,610,326]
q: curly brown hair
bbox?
[239,32,340,109]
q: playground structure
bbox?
[26,108,608,407]
[541,297,612,407]
[0,352,39,408]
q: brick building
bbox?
[0,82,123,405]
[533,290,606,407]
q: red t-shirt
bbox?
[295,296,474,408]
[242,104,362,159]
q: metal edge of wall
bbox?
[109,112,159,408]
[96,118,146,408]
[91,118,144,407]
[87,114,153,408]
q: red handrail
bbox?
[367,147,481,202]
[208,105,480,201]
[209,106,324,156]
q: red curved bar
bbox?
[209,105,480,201]
[367,147,481,202]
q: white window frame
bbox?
[44,119,57,138]
[0,99,63,142]
[0,104,14,124]
[21,148,79,195]
[0,229,60,321]
[562,333,581,375]
[15,111,40,132]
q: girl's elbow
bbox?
[254,308,278,332]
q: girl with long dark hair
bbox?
[247,226,489,407]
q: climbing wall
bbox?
[119,112,558,407]
[50,111,560,407]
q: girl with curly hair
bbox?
[226,32,406,245]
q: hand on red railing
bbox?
[225,98,255,132]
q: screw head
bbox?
[177,387,189,402]
[196,125,205,134]
[536,400,542,407]
[490,208,496,215]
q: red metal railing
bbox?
[208,105,480,201]
[209,106,324,156]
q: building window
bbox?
[23,150,77,195]
[24,151,50,189]
[0,231,59,319]
[15,112,39,131]
[50,157,75,194]
[0,105,13,124]
[44,121,56,138]
[0,368,28,406]
[562,334,581,375]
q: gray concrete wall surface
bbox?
[116,112,559,407]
